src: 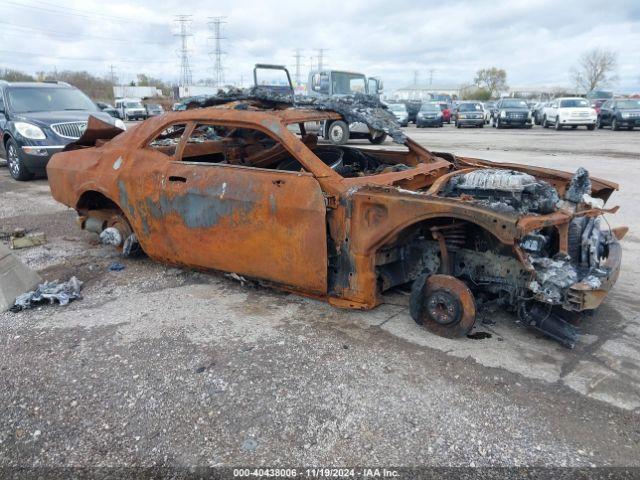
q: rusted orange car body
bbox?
[47,102,625,347]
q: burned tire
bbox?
[368,132,387,144]
[410,274,477,338]
[327,121,349,145]
[567,216,587,264]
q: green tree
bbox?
[474,67,508,97]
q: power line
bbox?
[208,17,226,87]
[0,49,172,64]
[0,20,169,45]
[174,15,193,87]
[1,0,157,23]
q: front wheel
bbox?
[542,116,548,128]
[612,118,620,131]
[496,118,502,129]
[596,117,603,129]
[587,124,596,131]
[410,274,477,338]
[367,132,387,144]
[5,138,34,181]
[554,117,562,130]
[327,120,350,145]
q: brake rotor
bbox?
[411,274,477,338]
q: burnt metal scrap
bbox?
[46,102,626,349]
[180,87,406,143]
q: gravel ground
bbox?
[0,123,639,470]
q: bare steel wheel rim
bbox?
[7,143,20,177]
[330,125,344,142]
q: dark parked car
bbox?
[454,102,484,128]
[145,103,164,117]
[492,98,532,129]
[96,101,119,118]
[402,100,422,124]
[415,102,443,127]
[597,99,640,131]
[0,81,125,180]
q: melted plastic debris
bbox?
[529,256,578,303]
[565,167,592,203]
[178,88,406,144]
[11,276,83,312]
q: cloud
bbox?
[2,0,639,92]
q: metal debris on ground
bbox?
[11,276,83,312]
[9,229,47,250]
[109,262,126,272]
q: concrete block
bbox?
[0,243,41,311]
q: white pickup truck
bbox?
[542,97,597,130]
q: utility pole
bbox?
[174,15,193,87]
[208,16,227,87]
[429,69,434,86]
[109,65,117,85]
[413,70,419,85]
[293,49,303,86]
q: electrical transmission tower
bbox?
[174,15,193,87]
[293,49,303,86]
[208,16,227,87]
[317,48,326,71]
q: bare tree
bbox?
[474,67,508,97]
[571,48,618,93]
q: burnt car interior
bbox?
[147,121,419,178]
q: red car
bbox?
[591,99,606,115]
[439,103,452,123]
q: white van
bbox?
[114,98,147,121]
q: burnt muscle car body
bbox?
[47,101,626,348]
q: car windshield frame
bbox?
[6,86,98,113]
[616,99,640,109]
[560,99,590,108]
[458,103,483,112]
[331,72,367,95]
[500,99,528,108]
[419,103,440,112]
[388,104,407,113]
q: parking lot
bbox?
[1,122,639,468]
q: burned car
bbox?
[46,97,626,348]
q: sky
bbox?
[1,0,639,94]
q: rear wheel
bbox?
[5,138,34,181]
[410,274,477,338]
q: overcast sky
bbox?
[2,0,639,93]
